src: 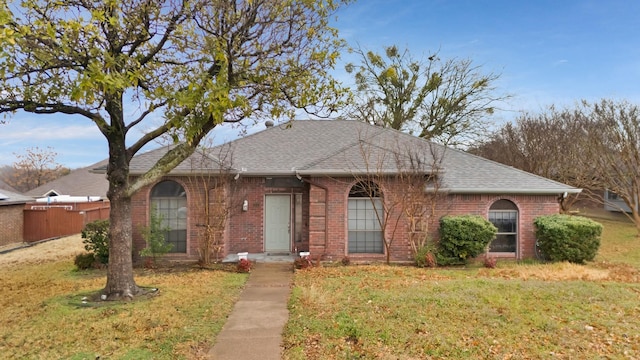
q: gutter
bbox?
[438,188,583,195]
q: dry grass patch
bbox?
[479,262,611,281]
[284,213,640,359]
[0,235,85,268]
[284,266,640,360]
[0,255,246,359]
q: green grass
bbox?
[0,261,247,359]
[284,266,639,359]
[595,218,640,267]
[283,216,640,359]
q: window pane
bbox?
[348,198,383,254]
[489,211,516,233]
[488,209,517,254]
[489,234,516,252]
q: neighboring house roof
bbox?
[0,179,18,193]
[129,120,580,195]
[25,159,110,199]
[0,189,33,206]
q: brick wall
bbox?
[132,176,215,262]
[227,177,310,254]
[304,178,561,262]
[0,205,24,247]
[131,175,561,262]
[437,194,560,259]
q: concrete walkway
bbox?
[208,262,294,360]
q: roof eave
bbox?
[440,188,583,195]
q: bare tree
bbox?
[584,99,640,233]
[469,107,593,212]
[398,149,444,256]
[349,132,444,264]
[471,99,640,234]
[345,45,509,147]
[2,146,69,193]
[186,143,246,265]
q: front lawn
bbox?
[0,260,247,359]
[283,216,640,359]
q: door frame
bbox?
[264,194,292,253]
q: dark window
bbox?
[150,180,187,253]
[488,200,517,253]
[607,190,620,201]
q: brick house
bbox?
[0,189,33,247]
[129,120,580,263]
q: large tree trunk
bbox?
[103,189,140,300]
[102,96,141,300]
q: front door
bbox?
[265,195,291,253]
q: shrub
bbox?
[236,258,252,273]
[341,256,351,266]
[437,215,497,265]
[483,256,497,269]
[74,252,96,270]
[534,214,602,264]
[81,219,109,265]
[414,245,437,268]
[139,211,173,266]
[294,256,313,270]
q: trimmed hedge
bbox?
[438,215,497,265]
[534,214,602,264]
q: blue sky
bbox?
[1,0,639,168]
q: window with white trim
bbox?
[150,180,187,253]
[488,200,518,253]
[348,181,383,254]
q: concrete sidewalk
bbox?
[208,262,293,360]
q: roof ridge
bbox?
[211,119,304,147]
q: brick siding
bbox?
[131,175,561,263]
[0,205,24,247]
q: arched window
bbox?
[488,199,518,254]
[348,181,383,254]
[150,180,187,253]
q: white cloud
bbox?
[0,123,101,143]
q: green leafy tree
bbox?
[345,45,508,146]
[0,0,350,300]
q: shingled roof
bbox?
[0,189,33,206]
[129,120,580,195]
[25,159,110,199]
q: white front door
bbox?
[265,195,291,252]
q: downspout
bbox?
[296,171,329,260]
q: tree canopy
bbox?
[0,0,350,299]
[345,45,508,147]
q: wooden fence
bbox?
[23,202,110,242]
